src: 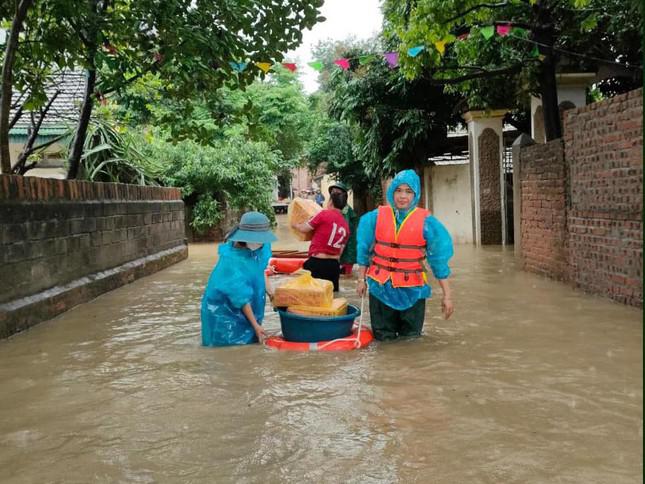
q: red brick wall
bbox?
[564,89,643,306]
[520,89,643,306]
[519,139,569,280]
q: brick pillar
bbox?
[463,110,507,245]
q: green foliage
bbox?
[139,135,280,232]
[2,0,325,157]
[383,0,642,109]
[325,46,461,177]
[76,106,163,185]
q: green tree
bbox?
[384,0,642,141]
[0,0,324,175]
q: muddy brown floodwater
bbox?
[0,214,641,483]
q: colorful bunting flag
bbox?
[308,60,323,71]
[282,63,297,72]
[530,45,540,58]
[384,52,399,68]
[255,62,272,73]
[481,26,495,40]
[496,24,511,37]
[359,54,376,65]
[334,58,350,70]
[457,32,469,41]
[228,61,248,72]
[512,27,528,38]
[407,46,424,57]
[434,40,447,55]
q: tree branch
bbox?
[426,64,522,84]
[12,91,59,174]
[447,2,509,23]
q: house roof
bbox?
[10,70,85,133]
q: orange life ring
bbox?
[267,257,306,275]
[265,326,374,352]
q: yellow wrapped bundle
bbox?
[274,271,333,308]
[287,298,348,317]
[288,197,322,241]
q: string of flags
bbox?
[226,25,539,74]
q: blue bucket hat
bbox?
[226,211,277,244]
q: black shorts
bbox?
[303,257,341,292]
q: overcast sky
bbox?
[287,0,383,93]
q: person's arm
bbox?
[241,303,266,343]
[291,212,319,234]
[423,215,455,319]
[355,210,377,296]
[356,264,368,296]
[291,221,313,234]
[437,278,454,320]
[264,272,274,303]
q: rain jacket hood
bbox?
[386,169,421,220]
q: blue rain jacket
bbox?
[201,242,271,346]
[356,169,454,311]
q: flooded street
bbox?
[0,214,641,483]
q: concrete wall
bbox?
[429,164,473,244]
[0,175,188,338]
[519,89,642,307]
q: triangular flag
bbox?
[457,32,469,41]
[481,26,495,40]
[538,54,546,61]
[512,27,528,38]
[333,58,350,70]
[434,40,447,55]
[228,61,248,72]
[530,45,540,58]
[308,60,323,71]
[255,62,272,73]
[384,52,399,68]
[407,46,424,57]
[282,63,297,72]
[529,0,537,4]
[359,54,376,65]
[496,24,511,36]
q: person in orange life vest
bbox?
[291,188,350,292]
[356,169,454,341]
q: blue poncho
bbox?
[356,169,454,311]
[201,242,271,346]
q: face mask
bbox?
[246,242,263,251]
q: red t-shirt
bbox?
[307,209,350,257]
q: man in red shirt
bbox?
[291,188,350,291]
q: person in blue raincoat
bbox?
[356,169,454,341]
[201,211,277,346]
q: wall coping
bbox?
[0,174,182,202]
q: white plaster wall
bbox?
[430,164,473,244]
[557,86,586,108]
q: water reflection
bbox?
[0,214,641,483]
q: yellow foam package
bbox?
[288,197,322,241]
[287,298,348,317]
[274,271,333,308]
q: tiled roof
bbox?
[10,70,85,132]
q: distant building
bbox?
[9,70,84,178]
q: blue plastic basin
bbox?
[278,304,360,343]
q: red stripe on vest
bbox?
[367,205,428,288]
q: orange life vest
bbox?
[366,205,428,288]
